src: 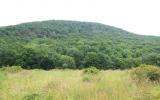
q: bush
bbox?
[23,93,52,100]
[83,66,100,75]
[130,64,160,82]
[23,93,42,100]
[1,66,22,73]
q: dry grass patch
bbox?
[0,69,159,100]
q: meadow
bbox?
[0,68,160,100]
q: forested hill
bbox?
[0,20,160,69]
[0,20,131,37]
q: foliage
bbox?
[130,64,160,82]
[0,20,160,69]
[82,67,100,82]
[142,53,160,66]
[1,66,22,73]
[23,93,42,100]
[83,66,100,75]
[58,55,76,69]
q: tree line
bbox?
[0,20,159,69]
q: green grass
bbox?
[0,69,160,100]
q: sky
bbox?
[0,0,160,36]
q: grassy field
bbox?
[0,69,160,100]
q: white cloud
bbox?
[0,0,160,36]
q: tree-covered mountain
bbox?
[0,20,160,69]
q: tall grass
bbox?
[0,69,159,100]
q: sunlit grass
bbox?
[0,69,160,100]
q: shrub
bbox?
[83,66,100,75]
[130,64,160,82]
[23,93,52,100]
[1,66,22,73]
[82,67,101,82]
[23,93,42,100]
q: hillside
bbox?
[0,20,160,69]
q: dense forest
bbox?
[0,20,160,69]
